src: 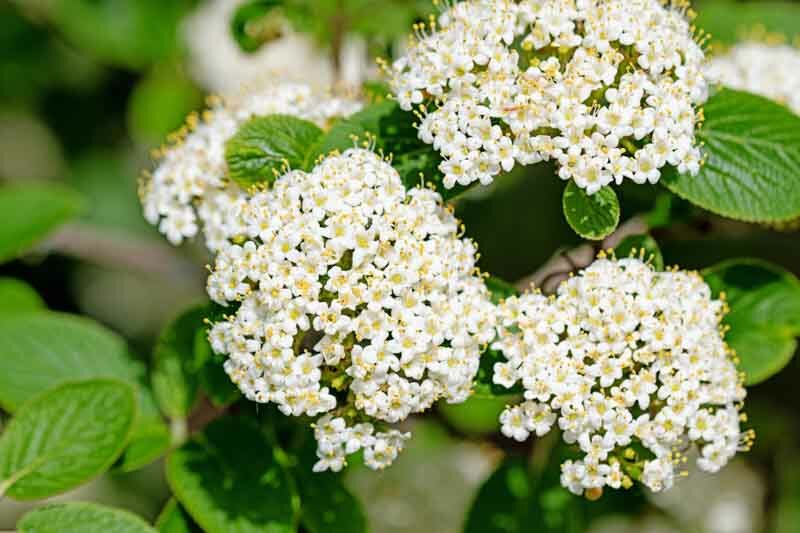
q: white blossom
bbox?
[706,41,800,114]
[493,257,752,495]
[389,0,708,193]
[140,81,362,251]
[206,148,496,470]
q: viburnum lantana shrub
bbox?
[8,1,800,532]
[388,0,707,193]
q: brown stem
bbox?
[515,215,649,293]
[40,222,205,284]
[187,396,231,436]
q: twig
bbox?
[187,396,231,436]
[40,222,205,284]
[515,215,648,293]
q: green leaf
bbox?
[724,324,797,386]
[156,498,202,533]
[704,259,800,384]
[128,71,202,146]
[562,182,620,240]
[0,312,169,471]
[166,416,295,533]
[614,234,664,271]
[662,89,800,223]
[67,151,154,234]
[0,277,44,315]
[295,470,365,533]
[225,115,324,187]
[231,0,283,53]
[43,0,192,68]
[485,276,519,304]
[465,451,648,533]
[0,183,84,263]
[308,101,396,158]
[0,380,136,500]
[0,312,142,411]
[152,306,206,421]
[282,0,429,50]
[293,435,366,533]
[116,420,171,473]
[18,502,157,533]
[696,1,800,46]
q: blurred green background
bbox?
[0,0,799,531]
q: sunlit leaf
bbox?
[662,89,800,223]
[18,502,156,533]
[704,259,800,384]
[562,182,620,240]
[0,380,136,500]
[0,183,84,263]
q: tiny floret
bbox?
[390,0,708,193]
[140,81,362,251]
[493,258,751,494]
[206,148,496,470]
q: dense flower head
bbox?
[140,81,362,251]
[389,0,708,193]
[206,148,496,471]
[493,257,751,495]
[706,41,800,115]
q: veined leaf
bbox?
[0,183,84,263]
[152,306,207,421]
[293,434,367,533]
[0,380,136,500]
[166,416,295,533]
[0,312,169,471]
[225,114,323,187]
[0,277,44,315]
[562,182,620,240]
[704,259,800,384]
[662,89,800,223]
[697,1,800,46]
[18,502,156,533]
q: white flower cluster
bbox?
[706,41,800,115]
[140,81,362,251]
[206,148,496,471]
[390,0,708,193]
[493,257,751,494]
